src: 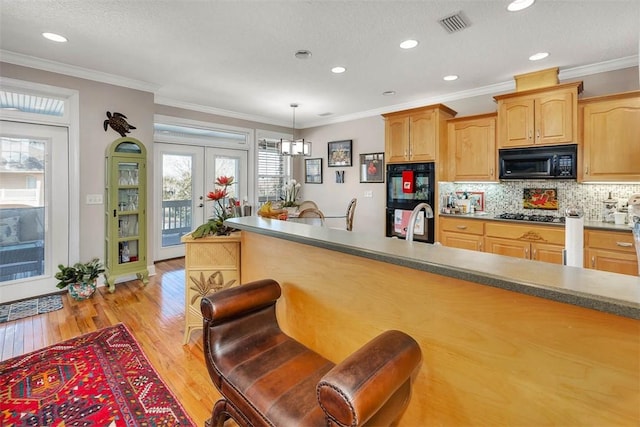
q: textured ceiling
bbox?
[0,0,638,128]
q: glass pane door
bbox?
[155,144,204,261]
[153,144,247,262]
[0,121,69,302]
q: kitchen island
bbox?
[225,216,639,426]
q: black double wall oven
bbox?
[385,163,435,243]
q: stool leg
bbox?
[211,399,230,427]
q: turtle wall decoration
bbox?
[104,111,136,137]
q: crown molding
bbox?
[2,49,636,129]
[303,55,639,128]
[0,50,160,93]
[154,96,286,127]
[559,55,638,80]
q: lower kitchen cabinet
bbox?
[483,222,565,264]
[181,232,241,344]
[439,217,484,251]
[484,237,564,263]
[439,217,637,274]
[585,229,638,275]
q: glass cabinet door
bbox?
[116,161,140,265]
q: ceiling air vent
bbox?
[439,11,469,34]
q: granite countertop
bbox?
[226,217,639,320]
[439,212,634,232]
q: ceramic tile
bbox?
[439,182,640,221]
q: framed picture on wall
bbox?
[327,140,352,167]
[305,158,323,184]
[359,152,385,183]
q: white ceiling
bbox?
[0,0,638,128]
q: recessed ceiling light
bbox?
[382,91,396,96]
[443,75,459,81]
[399,39,419,49]
[294,50,312,59]
[507,0,535,12]
[42,32,68,42]
[529,52,549,61]
[331,66,346,74]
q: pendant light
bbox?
[279,103,311,156]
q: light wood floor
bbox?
[0,258,219,426]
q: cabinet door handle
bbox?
[536,129,540,140]
[528,130,532,139]
[525,248,529,258]
[490,167,493,175]
[591,256,595,268]
[616,242,633,247]
[585,165,589,174]
[479,241,483,251]
[532,248,537,259]
[456,225,467,230]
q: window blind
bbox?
[258,139,284,202]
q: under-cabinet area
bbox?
[438,215,638,275]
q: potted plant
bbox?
[192,176,236,238]
[55,258,105,300]
[281,179,302,212]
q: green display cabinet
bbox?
[104,137,149,292]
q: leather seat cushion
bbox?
[211,322,335,426]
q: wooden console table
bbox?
[181,232,241,344]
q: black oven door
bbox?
[386,163,434,207]
[385,208,433,243]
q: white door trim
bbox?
[0,77,80,264]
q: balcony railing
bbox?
[162,199,192,247]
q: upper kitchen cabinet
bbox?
[383,104,457,169]
[494,81,583,148]
[579,91,640,182]
[447,113,497,182]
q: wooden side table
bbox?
[181,232,241,344]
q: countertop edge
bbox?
[226,217,640,320]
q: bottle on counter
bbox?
[602,192,617,223]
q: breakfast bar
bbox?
[226,216,639,426]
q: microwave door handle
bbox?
[551,155,558,176]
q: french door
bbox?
[0,121,69,302]
[154,143,247,261]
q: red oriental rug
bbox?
[0,323,195,426]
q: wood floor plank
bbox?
[0,258,219,425]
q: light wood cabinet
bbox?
[439,217,484,251]
[383,104,456,168]
[181,232,241,344]
[484,222,565,264]
[585,229,638,275]
[494,82,583,148]
[579,91,640,182]
[447,113,497,181]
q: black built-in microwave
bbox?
[499,144,577,180]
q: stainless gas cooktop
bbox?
[495,213,565,223]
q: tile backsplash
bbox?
[439,181,640,221]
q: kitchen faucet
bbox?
[406,203,434,242]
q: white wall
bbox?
[299,116,386,233]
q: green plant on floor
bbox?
[55,258,105,289]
